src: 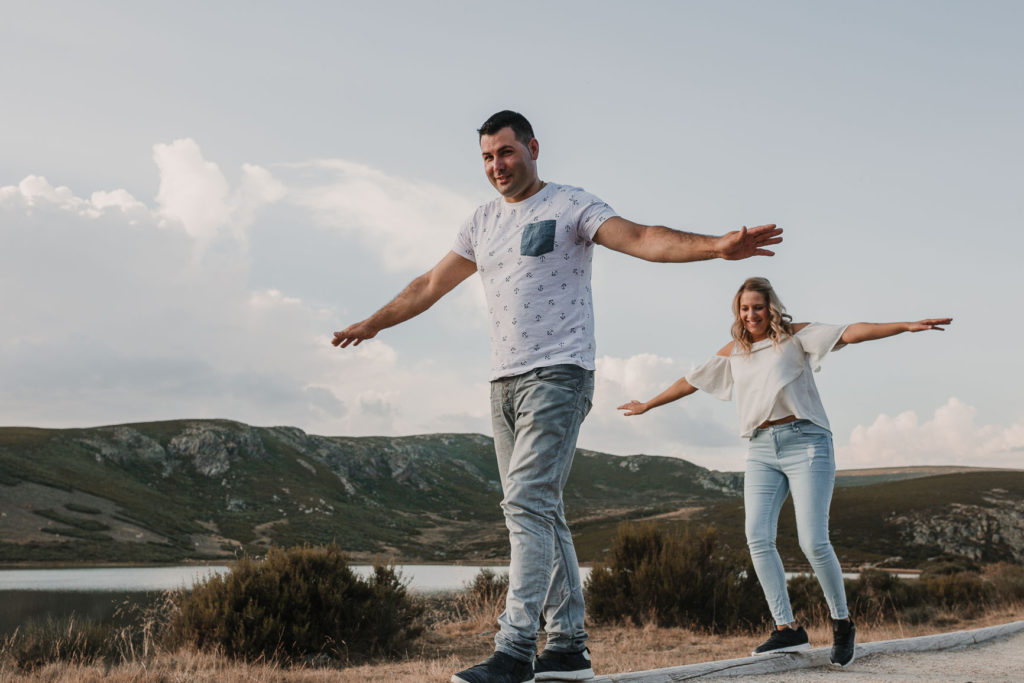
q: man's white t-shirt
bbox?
[453,182,617,380]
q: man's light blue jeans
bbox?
[490,364,594,662]
[745,419,850,626]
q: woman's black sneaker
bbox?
[751,626,811,655]
[534,646,594,680]
[830,618,857,667]
[451,651,535,683]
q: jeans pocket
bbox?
[795,421,831,438]
[534,364,586,390]
[521,220,556,256]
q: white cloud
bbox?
[580,353,743,468]
[284,159,476,272]
[0,175,149,221]
[0,144,489,438]
[153,138,285,248]
[153,139,231,241]
[840,397,1024,469]
[6,142,1019,476]
[89,188,146,212]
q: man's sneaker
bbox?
[534,646,594,680]
[830,618,857,667]
[751,626,811,655]
[451,651,535,683]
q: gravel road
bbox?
[734,627,1024,681]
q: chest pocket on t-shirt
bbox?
[520,220,556,257]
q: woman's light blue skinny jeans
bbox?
[745,419,849,625]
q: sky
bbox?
[2,1,1022,471]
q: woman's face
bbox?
[739,290,770,341]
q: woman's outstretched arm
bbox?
[620,342,732,415]
[618,377,698,416]
[840,318,953,344]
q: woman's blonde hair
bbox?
[731,277,794,353]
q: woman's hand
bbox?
[841,318,953,344]
[618,400,649,416]
[906,318,953,332]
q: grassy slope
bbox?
[0,422,738,564]
[686,471,1024,567]
[1,422,1020,566]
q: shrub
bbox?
[460,568,509,621]
[584,523,764,631]
[920,554,982,576]
[424,568,508,627]
[1,591,180,670]
[918,571,994,618]
[845,569,924,622]
[466,568,509,606]
[169,545,422,665]
[785,574,830,623]
[985,562,1024,602]
[5,616,120,669]
[791,567,1000,625]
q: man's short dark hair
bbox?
[478,110,535,145]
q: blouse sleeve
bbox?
[685,355,733,401]
[795,323,849,372]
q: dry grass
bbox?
[5,603,1022,683]
[2,597,1021,683]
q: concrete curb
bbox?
[591,620,1024,681]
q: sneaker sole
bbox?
[751,642,811,656]
[535,669,594,681]
[830,650,857,667]
[452,677,536,683]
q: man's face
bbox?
[480,126,540,202]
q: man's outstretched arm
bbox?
[332,251,477,348]
[592,217,782,262]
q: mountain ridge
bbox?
[1,420,1020,567]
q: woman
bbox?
[618,277,951,667]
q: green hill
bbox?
[1,420,1020,568]
[680,471,1024,568]
[0,420,737,564]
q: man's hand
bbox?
[594,218,783,263]
[717,224,783,260]
[330,251,477,350]
[332,321,380,348]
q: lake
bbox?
[0,564,530,635]
[0,564,533,593]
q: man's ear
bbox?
[528,138,540,160]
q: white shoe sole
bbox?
[452,677,536,683]
[535,669,594,680]
[751,642,811,656]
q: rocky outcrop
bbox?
[888,489,1024,562]
[77,426,166,465]
[166,422,267,477]
[695,470,744,495]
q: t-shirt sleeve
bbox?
[685,355,733,401]
[452,215,477,263]
[574,191,617,242]
[795,323,849,372]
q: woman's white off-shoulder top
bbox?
[685,323,848,438]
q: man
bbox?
[333,110,782,683]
